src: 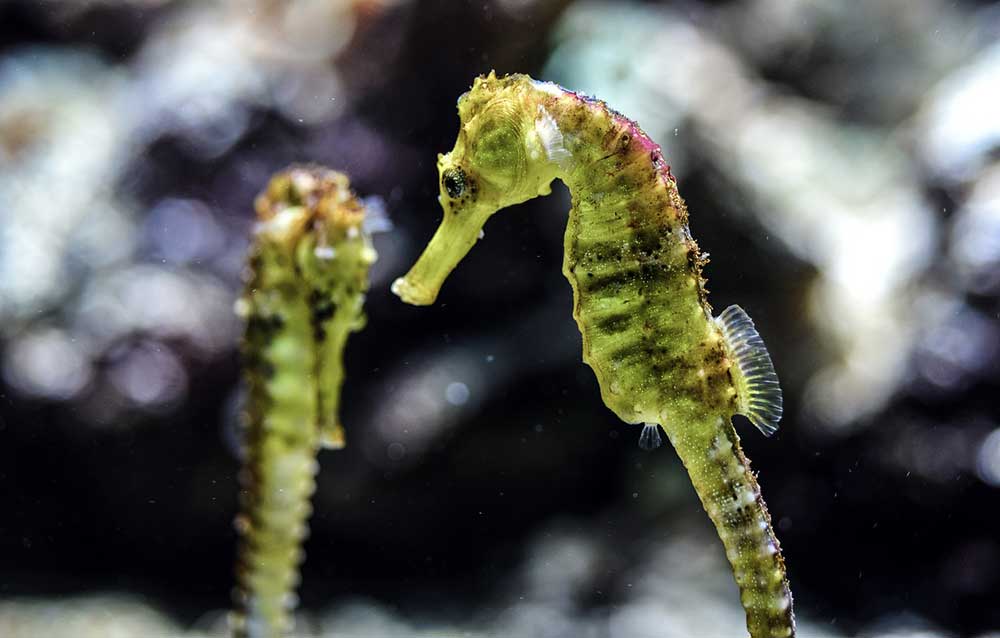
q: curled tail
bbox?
[665,420,795,638]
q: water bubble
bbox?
[975,428,1000,487]
[3,328,92,401]
[387,442,406,461]
[107,341,187,409]
[445,381,469,406]
[144,198,224,265]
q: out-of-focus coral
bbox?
[2,327,94,401]
[0,596,181,638]
[131,0,357,156]
[1,524,963,637]
[73,266,237,357]
[718,0,983,123]
[2,1,999,636]
[0,0,405,422]
[948,164,1000,295]
[37,0,174,8]
[881,417,994,484]
[909,293,998,398]
[0,50,136,321]
[976,427,1000,488]
[916,41,1000,185]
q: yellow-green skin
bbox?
[392,73,794,638]
[234,166,375,638]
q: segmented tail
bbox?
[233,264,320,637]
[666,420,795,638]
[232,448,318,637]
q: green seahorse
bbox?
[392,73,793,638]
[232,166,377,638]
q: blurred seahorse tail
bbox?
[233,398,318,638]
[231,209,320,637]
[232,440,318,637]
[666,418,795,638]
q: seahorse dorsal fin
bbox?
[716,305,783,437]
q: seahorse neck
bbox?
[538,91,690,238]
[540,89,709,312]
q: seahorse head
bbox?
[253,166,376,300]
[393,73,559,305]
[438,74,565,215]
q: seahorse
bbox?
[391,73,793,638]
[232,166,377,638]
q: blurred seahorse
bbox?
[232,166,377,638]
[392,73,793,638]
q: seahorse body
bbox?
[392,73,793,638]
[234,166,376,638]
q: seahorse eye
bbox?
[442,168,466,198]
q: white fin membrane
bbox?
[715,305,783,436]
[535,106,573,170]
[638,423,663,450]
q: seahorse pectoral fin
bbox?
[715,305,783,437]
[392,206,492,306]
[638,423,663,450]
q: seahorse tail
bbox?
[232,438,319,638]
[667,419,795,638]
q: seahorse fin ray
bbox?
[638,423,663,451]
[716,305,783,437]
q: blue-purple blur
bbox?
[1,1,998,636]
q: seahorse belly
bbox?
[554,99,733,424]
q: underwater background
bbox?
[1,0,999,636]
